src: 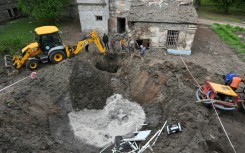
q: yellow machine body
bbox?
[209,82,237,97]
[35,26,59,35]
[4,26,106,74]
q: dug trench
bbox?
[0,51,245,153]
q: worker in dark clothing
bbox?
[110,37,116,51]
[102,34,109,50]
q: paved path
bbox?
[198,18,245,28]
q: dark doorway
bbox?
[117,18,126,33]
[7,9,13,18]
[13,8,19,17]
[136,39,150,49]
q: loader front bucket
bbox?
[4,55,19,76]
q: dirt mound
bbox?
[0,25,245,153]
[0,58,74,152]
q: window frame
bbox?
[166,30,180,49]
[95,16,103,21]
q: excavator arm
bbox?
[65,31,106,57]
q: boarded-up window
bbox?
[166,30,179,49]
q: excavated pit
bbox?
[95,62,119,73]
[52,54,244,153]
[94,53,125,73]
[0,51,245,153]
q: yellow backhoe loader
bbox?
[4,26,106,75]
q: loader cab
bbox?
[35,26,63,54]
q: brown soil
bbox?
[0,23,245,153]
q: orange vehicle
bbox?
[196,80,245,111]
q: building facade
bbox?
[76,0,197,52]
[0,0,20,23]
[76,0,109,34]
[127,0,197,52]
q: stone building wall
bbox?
[75,0,197,52]
[129,22,197,50]
[76,0,109,34]
[62,0,79,21]
[108,0,132,33]
[0,0,19,23]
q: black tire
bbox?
[49,50,66,64]
[26,59,39,70]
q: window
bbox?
[166,30,179,49]
[7,9,13,18]
[96,16,103,21]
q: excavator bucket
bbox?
[4,55,19,76]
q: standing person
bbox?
[140,45,146,56]
[129,38,135,52]
[103,33,109,50]
[110,37,116,51]
[120,37,126,51]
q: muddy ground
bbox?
[0,24,245,153]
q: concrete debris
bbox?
[68,94,146,147]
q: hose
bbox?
[196,88,235,111]
[213,104,235,111]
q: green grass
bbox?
[0,18,52,55]
[196,0,215,5]
[197,6,245,23]
[211,24,245,60]
[196,0,245,23]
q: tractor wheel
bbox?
[26,59,39,70]
[49,50,66,64]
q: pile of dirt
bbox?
[0,25,245,153]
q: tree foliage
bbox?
[211,0,239,13]
[18,0,69,20]
[195,0,201,9]
[236,0,245,8]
